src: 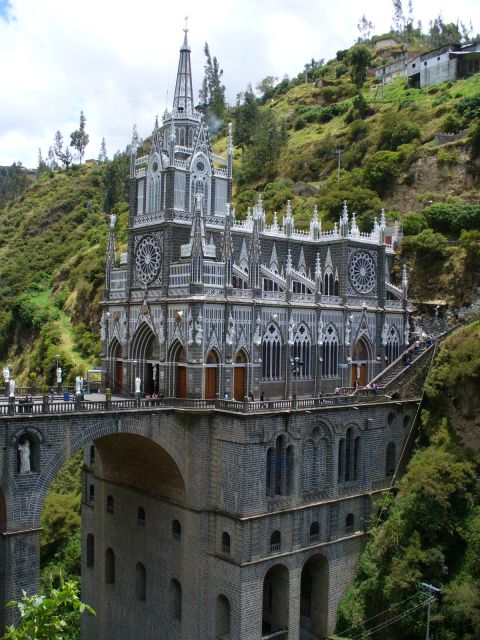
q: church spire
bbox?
[173,24,194,114]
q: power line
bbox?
[349,597,434,640]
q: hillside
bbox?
[336,322,480,640]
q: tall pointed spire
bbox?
[173,24,194,114]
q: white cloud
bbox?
[1,0,479,166]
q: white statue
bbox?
[18,440,31,474]
[158,309,165,346]
[152,364,157,383]
[317,318,326,347]
[135,376,141,394]
[56,367,62,384]
[187,310,194,346]
[345,316,352,347]
[287,319,296,346]
[75,376,82,394]
[9,379,15,397]
[3,366,10,383]
[225,314,235,346]
[404,319,410,346]
[195,314,203,346]
[381,320,389,347]
[253,315,262,347]
[100,313,106,343]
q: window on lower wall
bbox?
[170,579,182,621]
[135,562,146,602]
[105,548,115,583]
[86,534,94,568]
[270,530,281,553]
[345,513,355,534]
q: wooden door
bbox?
[234,367,245,401]
[205,367,217,400]
[146,364,154,395]
[359,363,367,387]
[115,361,123,393]
[177,366,186,398]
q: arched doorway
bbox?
[205,351,219,400]
[233,350,247,401]
[262,564,289,637]
[131,323,156,395]
[351,337,371,387]
[108,339,123,393]
[171,342,186,399]
[300,554,329,638]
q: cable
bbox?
[349,597,434,640]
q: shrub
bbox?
[363,151,400,197]
[401,212,429,236]
[442,113,461,134]
[403,228,449,266]
[424,202,480,234]
[293,118,306,131]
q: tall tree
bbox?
[37,148,49,176]
[47,146,58,171]
[70,111,89,164]
[392,0,405,33]
[54,131,73,169]
[98,138,108,162]
[347,45,372,90]
[198,43,226,129]
[233,85,259,152]
[357,15,375,41]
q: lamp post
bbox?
[420,583,441,640]
[290,356,303,406]
[55,355,62,393]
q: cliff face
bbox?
[336,321,480,640]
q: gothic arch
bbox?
[322,324,339,378]
[293,323,312,379]
[107,337,123,393]
[130,322,157,395]
[169,340,187,399]
[205,349,220,400]
[146,153,162,213]
[234,349,248,401]
[386,325,400,365]
[262,323,282,381]
[352,335,373,387]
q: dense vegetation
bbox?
[337,322,480,640]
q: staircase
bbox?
[370,344,431,390]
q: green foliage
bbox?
[198,43,226,129]
[469,119,480,160]
[346,45,372,89]
[69,112,89,165]
[442,113,461,134]
[316,186,382,222]
[403,228,449,265]
[380,119,421,151]
[424,202,480,235]
[0,163,30,207]
[401,212,429,236]
[362,150,400,196]
[2,580,94,640]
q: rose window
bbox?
[135,236,162,285]
[349,251,376,293]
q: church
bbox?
[101,29,409,401]
[82,29,417,640]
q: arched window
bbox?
[324,271,334,296]
[106,495,114,514]
[322,325,339,377]
[286,445,294,495]
[222,532,231,554]
[387,412,395,425]
[89,445,95,466]
[179,127,186,146]
[266,448,274,497]
[187,128,193,147]
[309,521,320,543]
[105,548,115,584]
[386,442,396,477]
[262,324,282,380]
[270,530,281,553]
[215,595,231,639]
[172,519,181,541]
[338,438,345,483]
[303,440,315,492]
[86,533,94,568]
[137,507,145,527]
[345,428,353,482]
[345,513,355,534]
[147,164,161,213]
[274,436,284,496]
[89,484,95,503]
[354,436,361,481]
[170,579,182,621]
[387,326,400,365]
[403,415,411,429]
[293,324,312,379]
[135,562,146,602]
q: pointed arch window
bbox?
[147,163,161,213]
[262,324,282,380]
[386,325,400,365]
[324,271,334,296]
[293,324,311,379]
[322,325,339,377]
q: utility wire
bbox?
[349,597,434,640]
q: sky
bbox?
[1,0,479,167]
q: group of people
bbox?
[144,392,164,406]
[18,395,34,413]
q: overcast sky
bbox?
[1,0,479,167]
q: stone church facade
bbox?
[81,29,414,640]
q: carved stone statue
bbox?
[287,318,296,346]
[381,320,389,347]
[158,309,165,346]
[18,440,31,474]
[9,379,15,397]
[195,314,203,346]
[3,366,10,383]
[187,311,194,346]
[225,314,235,346]
[152,364,157,382]
[404,319,410,346]
[253,315,262,347]
[135,376,141,394]
[56,367,62,385]
[317,319,326,347]
[100,313,107,343]
[344,316,352,347]
[75,376,82,394]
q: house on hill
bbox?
[408,42,480,88]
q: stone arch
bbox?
[233,349,248,401]
[352,335,373,387]
[130,322,156,395]
[215,594,231,638]
[205,349,220,400]
[107,337,123,393]
[169,340,186,398]
[262,564,289,637]
[300,554,329,638]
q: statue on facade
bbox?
[100,313,107,343]
[317,318,326,347]
[225,314,235,346]
[345,315,352,347]
[381,320,389,347]
[158,309,165,346]
[3,366,10,383]
[404,319,410,346]
[253,315,262,348]
[135,376,142,395]
[287,318,296,346]
[18,440,31,474]
[195,314,203,346]
[187,310,194,346]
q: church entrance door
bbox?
[205,351,218,400]
[175,347,187,399]
[115,361,123,393]
[351,338,370,388]
[234,351,247,401]
[146,364,155,395]
[351,363,367,387]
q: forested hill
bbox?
[336,321,480,640]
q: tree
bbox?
[47,146,58,171]
[357,15,375,41]
[37,149,49,176]
[233,85,259,151]
[2,580,94,640]
[392,0,405,33]
[97,138,108,163]
[198,43,226,129]
[347,45,372,90]
[70,111,89,164]
[256,76,278,97]
[54,132,73,169]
